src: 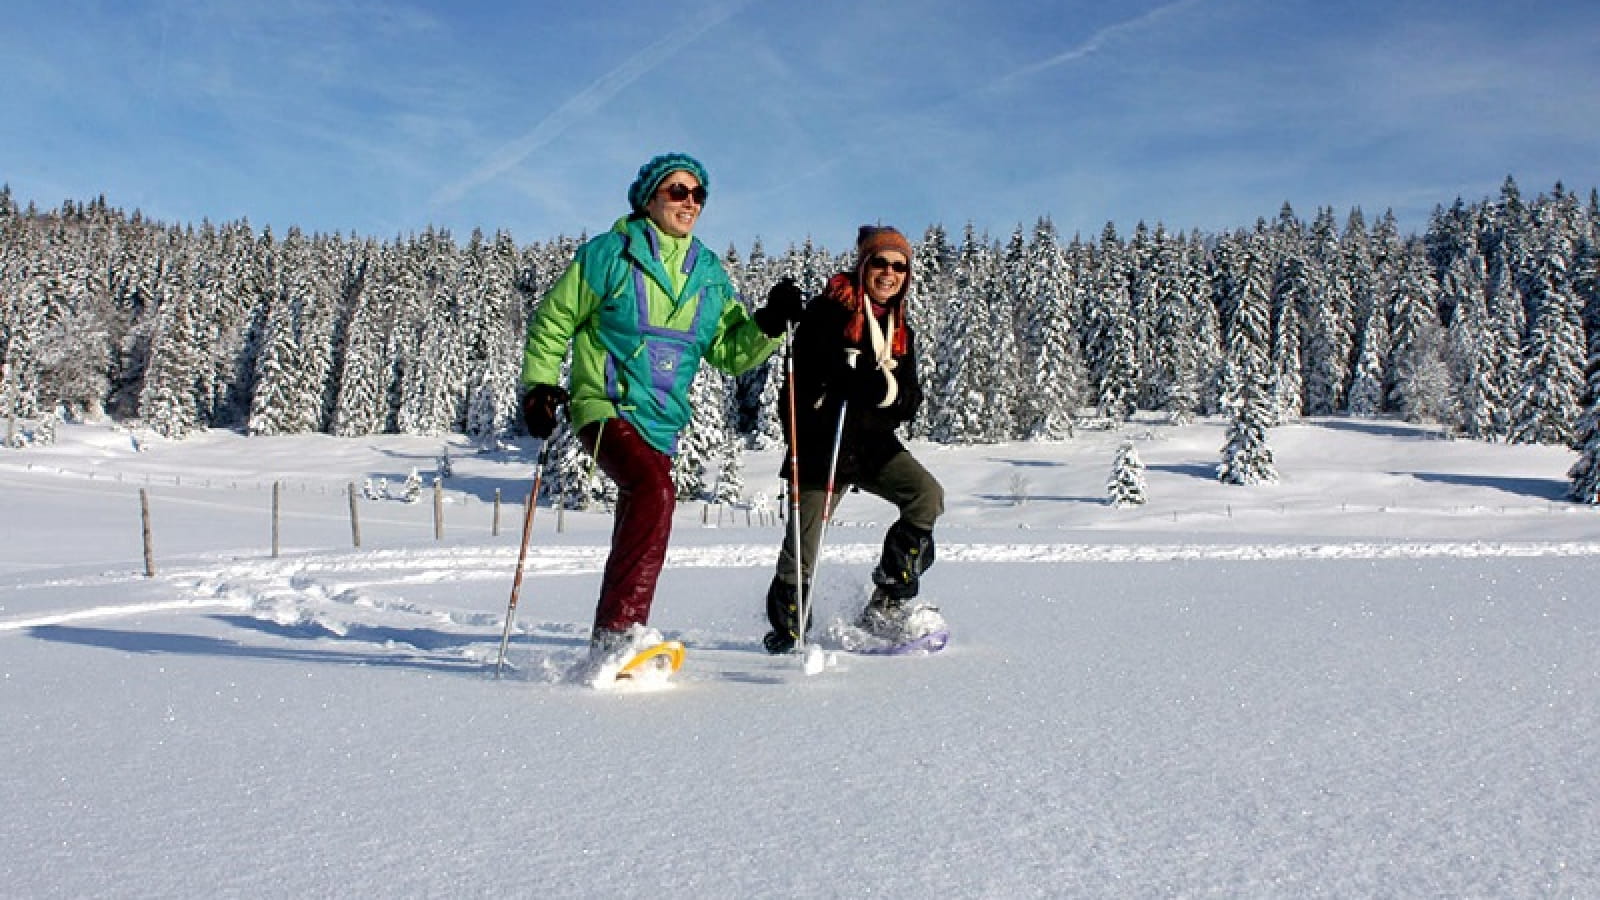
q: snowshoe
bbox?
[572,624,683,688]
[855,588,945,642]
[836,588,949,655]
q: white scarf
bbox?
[861,304,898,408]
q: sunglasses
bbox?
[867,256,909,274]
[659,182,708,205]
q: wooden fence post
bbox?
[139,489,155,577]
[492,488,502,537]
[347,482,361,548]
[433,480,444,540]
[271,481,281,558]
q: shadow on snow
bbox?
[1402,471,1571,502]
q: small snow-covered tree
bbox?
[1393,323,1455,424]
[1106,440,1147,507]
[1218,391,1279,486]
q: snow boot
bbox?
[871,521,936,602]
[856,587,945,643]
[762,575,812,655]
[573,623,663,684]
[855,587,906,639]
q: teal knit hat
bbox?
[628,152,709,213]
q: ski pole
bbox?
[495,438,552,678]
[797,348,858,653]
[783,324,808,655]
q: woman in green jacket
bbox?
[519,152,802,672]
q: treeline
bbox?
[3,177,1599,503]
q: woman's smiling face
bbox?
[645,172,704,238]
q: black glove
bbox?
[520,383,569,439]
[753,277,806,337]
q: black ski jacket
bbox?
[778,273,922,487]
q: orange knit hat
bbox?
[854,225,915,279]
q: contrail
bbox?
[990,0,1203,89]
[431,0,753,208]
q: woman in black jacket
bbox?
[764,225,945,654]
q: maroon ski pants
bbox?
[579,418,675,634]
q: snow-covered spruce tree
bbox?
[928,224,999,443]
[386,229,446,434]
[1570,425,1600,504]
[1345,298,1389,417]
[905,224,954,441]
[247,228,341,435]
[1301,207,1353,416]
[10,206,153,427]
[538,421,612,511]
[1127,222,1160,411]
[984,227,1025,439]
[1145,225,1202,423]
[1016,219,1085,439]
[1483,261,1526,438]
[136,275,203,439]
[1218,376,1279,485]
[1444,251,1501,438]
[1340,210,1389,417]
[1581,191,1600,348]
[673,364,739,501]
[1182,232,1226,415]
[1393,321,1455,424]
[399,240,471,436]
[331,244,397,435]
[1569,329,1600,503]
[199,220,265,429]
[1269,247,1309,424]
[302,235,346,432]
[1508,218,1585,446]
[462,236,524,447]
[1084,223,1139,421]
[1106,439,1147,507]
[101,221,166,420]
[1385,244,1443,421]
[1216,234,1278,485]
[246,236,312,436]
[1424,198,1479,297]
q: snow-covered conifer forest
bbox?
[3,176,1599,502]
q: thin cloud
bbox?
[431,0,754,209]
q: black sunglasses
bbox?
[659,182,708,205]
[867,256,909,273]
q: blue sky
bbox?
[4,0,1596,252]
